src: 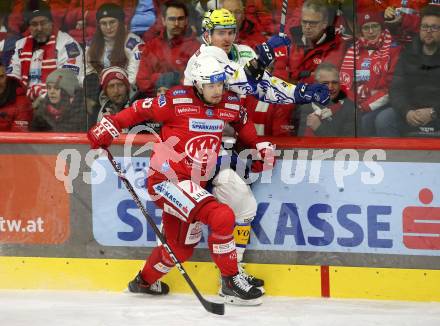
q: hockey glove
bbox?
[255,35,291,68]
[87,116,121,149]
[251,142,276,173]
[294,82,330,105]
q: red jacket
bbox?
[244,96,293,136]
[277,26,345,83]
[0,78,32,131]
[136,31,200,96]
[245,0,304,36]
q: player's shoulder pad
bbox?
[65,42,81,58]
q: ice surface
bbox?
[1,290,440,326]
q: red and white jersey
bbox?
[111,85,260,182]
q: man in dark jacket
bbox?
[296,62,355,137]
[390,5,440,137]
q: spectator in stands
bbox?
[30,68,86,132]
[0,63,32,131]
[8,0,68,35]
[277,0,345,83]
[97,66,134,121]
[98,66,161,133]
[389,5,440,137]
[8,1,84,107]
[86,3,143,84]
[383,0,430,44]
[219,0,267,48]
[129,0,156,37]
[136,0,199,97]
[64,0,137,44]
[296,62,355,136]
[0,2,21,67]
[340,11,401,137]
[85,3,143,113]
[142,0,202,42]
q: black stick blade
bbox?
[203,300,225,315]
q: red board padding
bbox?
[321,265,330,298]
[1,132,440,150]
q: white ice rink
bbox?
[1,291,440,326]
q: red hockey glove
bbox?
[87,116,121,149]
[251,142,276,173]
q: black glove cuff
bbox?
[244,58,266,82]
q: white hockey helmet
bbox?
[191,55,226,91]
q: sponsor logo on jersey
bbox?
[173,97,193,104]
[153,181,195,218]
[173,89,187,96]
[225,103,240,111]
[189,119,224,133]
[227,95,239,102]
[175,105,200,115]
[239,50,253,58]
[217,109,236,120]
[158,94,166,107]
[185,134,220,164]
[205,109,214,117]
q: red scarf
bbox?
[19,31,58,87]
[340,29,393,97]
[46,104,63,121]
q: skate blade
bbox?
[222,294,263,306]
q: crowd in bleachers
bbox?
[0,0,439,138]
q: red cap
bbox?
[100,66,130,90]
[357,11,384,27]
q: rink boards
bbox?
[1,133,440,302]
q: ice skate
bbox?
[219,273,263,306]
[238,263,265,290]
[128,272,169,295]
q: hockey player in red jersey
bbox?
[87,55,275,305]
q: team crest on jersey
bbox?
[185,134,220,164]
[175,105,200,115]
[158,94,167,107]
[189,119,224,133]
[205,109,214,117]
[173,89,187,96]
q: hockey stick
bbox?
[279,0,288,37]
[104,148,225,316]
